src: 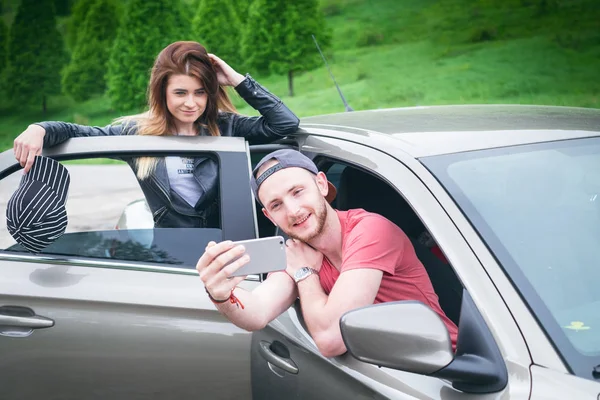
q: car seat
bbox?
[336,167,425,238]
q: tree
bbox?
[6,0,66,113]
[0,17,7,76]
[229,0,250,58]
[192,0,242,70]
[106,0,193,112]
[62,0,119,102]
[230,0,250,19]
[65,0,94,51]
[241,0,330,97]
[54,0,72,16]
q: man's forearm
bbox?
[211,273,298,332]
[212,287,270,331]
[296,276,347,357]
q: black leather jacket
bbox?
[37,75,299,228]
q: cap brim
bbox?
[325,181,337,203]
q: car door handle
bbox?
[258,341,299,374]
[0,306,55,330]
[0,314,54,329]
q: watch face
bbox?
[294,267,309,280]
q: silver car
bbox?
[1,104,599,399]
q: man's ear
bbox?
[315,171,329,197]
[262,208,277,226]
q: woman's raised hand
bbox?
[14,124,46,173]
[208,54,245,87]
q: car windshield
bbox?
[422,136,600,379]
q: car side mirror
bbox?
[340,292,508,394]
[340,301,453,374]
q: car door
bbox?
[0,136,260,399]
[250,134,533,399]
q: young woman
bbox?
[12,41,300,228]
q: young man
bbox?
[196,149,458,357]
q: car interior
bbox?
[252,150,463,326]
[323,160,463,326]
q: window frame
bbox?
[0,136,258,278]
[296,133,535,374]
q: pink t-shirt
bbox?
[319,209,458,350]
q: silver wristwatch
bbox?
[293,267,319,283]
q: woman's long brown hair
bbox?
[125,41,237,179]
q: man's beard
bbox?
[285,197,328,243]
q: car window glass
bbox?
[424,138,600,358]
[0,155,222,268]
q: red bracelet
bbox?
[205,287,245,309]
[229,290,245,309]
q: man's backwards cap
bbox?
[250,149,336,206]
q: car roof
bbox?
[300,105,600,157]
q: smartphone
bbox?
[227,236,287,277]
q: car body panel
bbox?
[301,105,600,157]
[0,136,260,399]
[254,302,451,400]
[0,258,260,399]
[530,365,600,399]
[301,105,600,135]
[301,104,600,133]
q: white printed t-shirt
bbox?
[165,156,202,207]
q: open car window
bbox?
[0,155,223,269]
[318,158,464,327]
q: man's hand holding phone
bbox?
[197,236,287,302]
[197,241,248,302]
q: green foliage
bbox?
[241,0,330,95]
[192,0,242,70]
[356,28,386,47]
[106,0,193,112]
[65,0,93,51]
[322,0,431,50]
[54,0,72,16]
[270,0,331,76]
[6,0,66,112]
[0,17,7,75]
[0,0,599,150]
[229,0,249,31]
[420,0,600,46]
[62,0,119,102]
[240,1,270,75]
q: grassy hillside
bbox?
[0,0,598,151]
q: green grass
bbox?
[1,0,598,153]
[62,158,125,165]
